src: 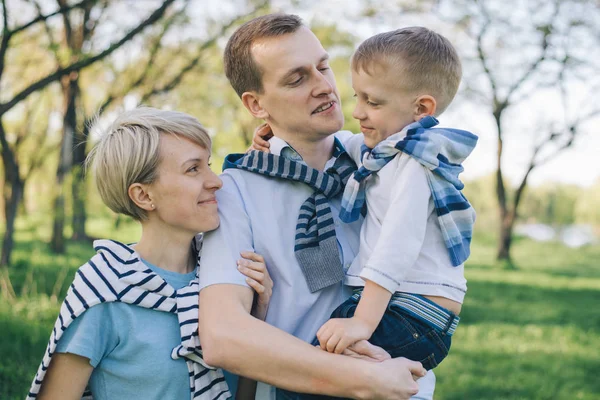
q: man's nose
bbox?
[311,71,334,97]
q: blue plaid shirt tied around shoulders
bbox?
[340,116,478,266]
[223,138,357,293]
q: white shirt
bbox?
[199,135,435,399]
[338,132,467,303]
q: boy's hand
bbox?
[238,251,273,321]
[251,123,272,152]
[316,317,373,354]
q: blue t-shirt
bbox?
[56,260,196,400]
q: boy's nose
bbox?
[352,104,365,120]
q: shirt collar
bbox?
[268,136,304,162]
[267,135,344,170]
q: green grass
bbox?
[1,219,599,399]
[435,236,600,399]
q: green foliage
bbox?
[463,173,600,230]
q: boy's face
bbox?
[250,27,344,141]
[351,64,419,148]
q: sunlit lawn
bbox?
[1,217,599,399]
[435,234,600,399]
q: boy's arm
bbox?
[317,157,432,353]
[359,157,431,294]
[316,280,391,353]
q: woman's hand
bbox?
[237,251,273,321]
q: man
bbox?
[198,13,435,399]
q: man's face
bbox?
[251,27,344,141]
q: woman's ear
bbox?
[128,183,154,212]
[241,92,270,119]
[414,95,437,121]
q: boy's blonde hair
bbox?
[351,26,462,115]
[86,107,212,221]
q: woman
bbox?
[29,107,272,400]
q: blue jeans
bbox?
[276,292,456,400]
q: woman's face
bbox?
[147,134,222,236]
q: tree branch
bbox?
[474,1,499,105]
[0,0,176,116]
[0,0,10,83]
[140,11,247,103]
[504,2,559,103]
[12,0,94,36]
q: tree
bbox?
[450,0,600,262]
[0,0,177,280]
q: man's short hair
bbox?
[86,107,212,221]
[351,26,462,114]
[224,13,304,97]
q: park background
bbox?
[0,0,598,399]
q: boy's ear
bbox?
[241,92,270,119]
[128,183,154,212]
[414,95,437,121]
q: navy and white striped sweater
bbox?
[28,239,230,400]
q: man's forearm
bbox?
[199,284,374,399]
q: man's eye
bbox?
[289,76,303,85]
[318,66,330,72]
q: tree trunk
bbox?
[1,179,23,267]
[0,121,23,269]
[50,73,78,253]
[71,115,88,241]
[497,216,513,261]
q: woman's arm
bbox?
[38,353,93,400]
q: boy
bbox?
[254,26,477,380]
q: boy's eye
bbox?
[187,165,199,173]
[366,100,379,107]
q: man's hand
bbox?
[251,123,272,152]
[342,339,391,362]
[365,357,426,400]
[316,317,373,354]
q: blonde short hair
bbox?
[351,27,462,115]
[86,107,212,221]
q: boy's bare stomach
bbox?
[422,295,462,315]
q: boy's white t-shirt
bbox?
[337,131,467,303]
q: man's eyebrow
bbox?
[279,54,331,85]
